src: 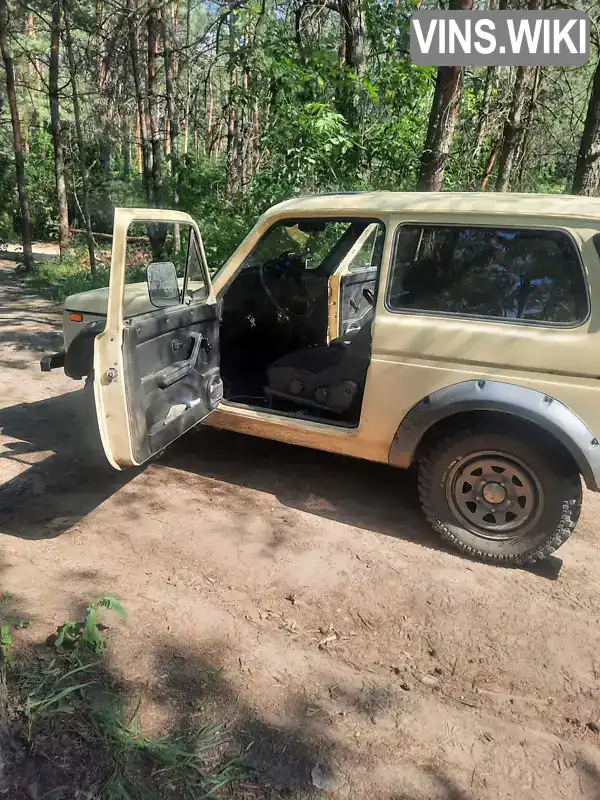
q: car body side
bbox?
[60,193,600,490]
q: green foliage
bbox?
[0,592,30,664]
[25,256,110,300]
[25,130,59,239]
[20,660,99,731]
[0,0,597,279]
[24,250,147,301]
[0,625,13,665]
[8,598,242,799]
[54,596,127,658]
[0,148,16,243]
[177,155,245,268]
[88,179,145,234]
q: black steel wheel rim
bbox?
[445,450,543,541]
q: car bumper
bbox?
[40,351,66,372]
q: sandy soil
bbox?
[1,259,600,799]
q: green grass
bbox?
[6,598,243,799]
[23,253,150,303]
[24,255,111,302]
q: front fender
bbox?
[388,380,600,491]
[64,320,105,379]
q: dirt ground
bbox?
[2,258,600,799]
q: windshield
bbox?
[244,218,381,272]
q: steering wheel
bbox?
[259,251,312,319]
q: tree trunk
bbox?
[206,75,214,157]
[183,0,192,156]
[96,1,112,179]
[252,100,260,173]
[339,0,365,130]
[147,0,164,206]
[0,647,9,745]
[49,0,69,258]
[572,58,600,195]
[226,8,239,196]
[63,0,96,274]
[136,113,143,175]
[495,0,541,192]
[481,141,500,189]
[417,0,473,191]
[162,3,180,248]
[123,114,131,182]
[473,0,506,162]
[515,67,541,190]
[495,65,536,192]
[0,0,34,271]
[127,0,152,205]
[23,11,36,154]
[474,67,495,156]
[241,64,250,187]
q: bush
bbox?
[24,250,148,302]
[25,257,109,301]
[87,179,146,234]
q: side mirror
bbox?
[147,261,180,308]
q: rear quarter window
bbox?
[387,224,588,325]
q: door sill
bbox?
[222,398,359,430]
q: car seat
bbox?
[265,312,373,414]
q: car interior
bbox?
[218,217,385,427]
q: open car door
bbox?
[327,222,382,343]
[93,208,223,470]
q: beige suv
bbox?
[41,192,600,565]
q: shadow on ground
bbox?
[0,385,431,551]
[1,607,485,800]
[0,388,562,578]
[0,553,33,629]
[165,426,563,579]
[5,584,600,800]
[0,389,131,539]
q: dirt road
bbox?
[2,259,600,798]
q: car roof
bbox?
[263,191,600,225]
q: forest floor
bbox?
[1,257,600,798]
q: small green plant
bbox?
[7,596,242,798]
[0,624,13,664]
[0,592,29,662]
[54,595,127,658]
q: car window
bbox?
[185,229,208,300]
[387,225,588,325]
[245,218,382,273]
[125,221,191,285]
[347,224,386,272]
[121,222,209,314]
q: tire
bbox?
[418,426,582,564]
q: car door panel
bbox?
[123,301,222,464]
[94,207,222,470]
[339,269,377,335]
[326,223,382,341]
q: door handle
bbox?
[363,288,374,305]
[155,332,203,389]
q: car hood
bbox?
[64,282,154,318]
